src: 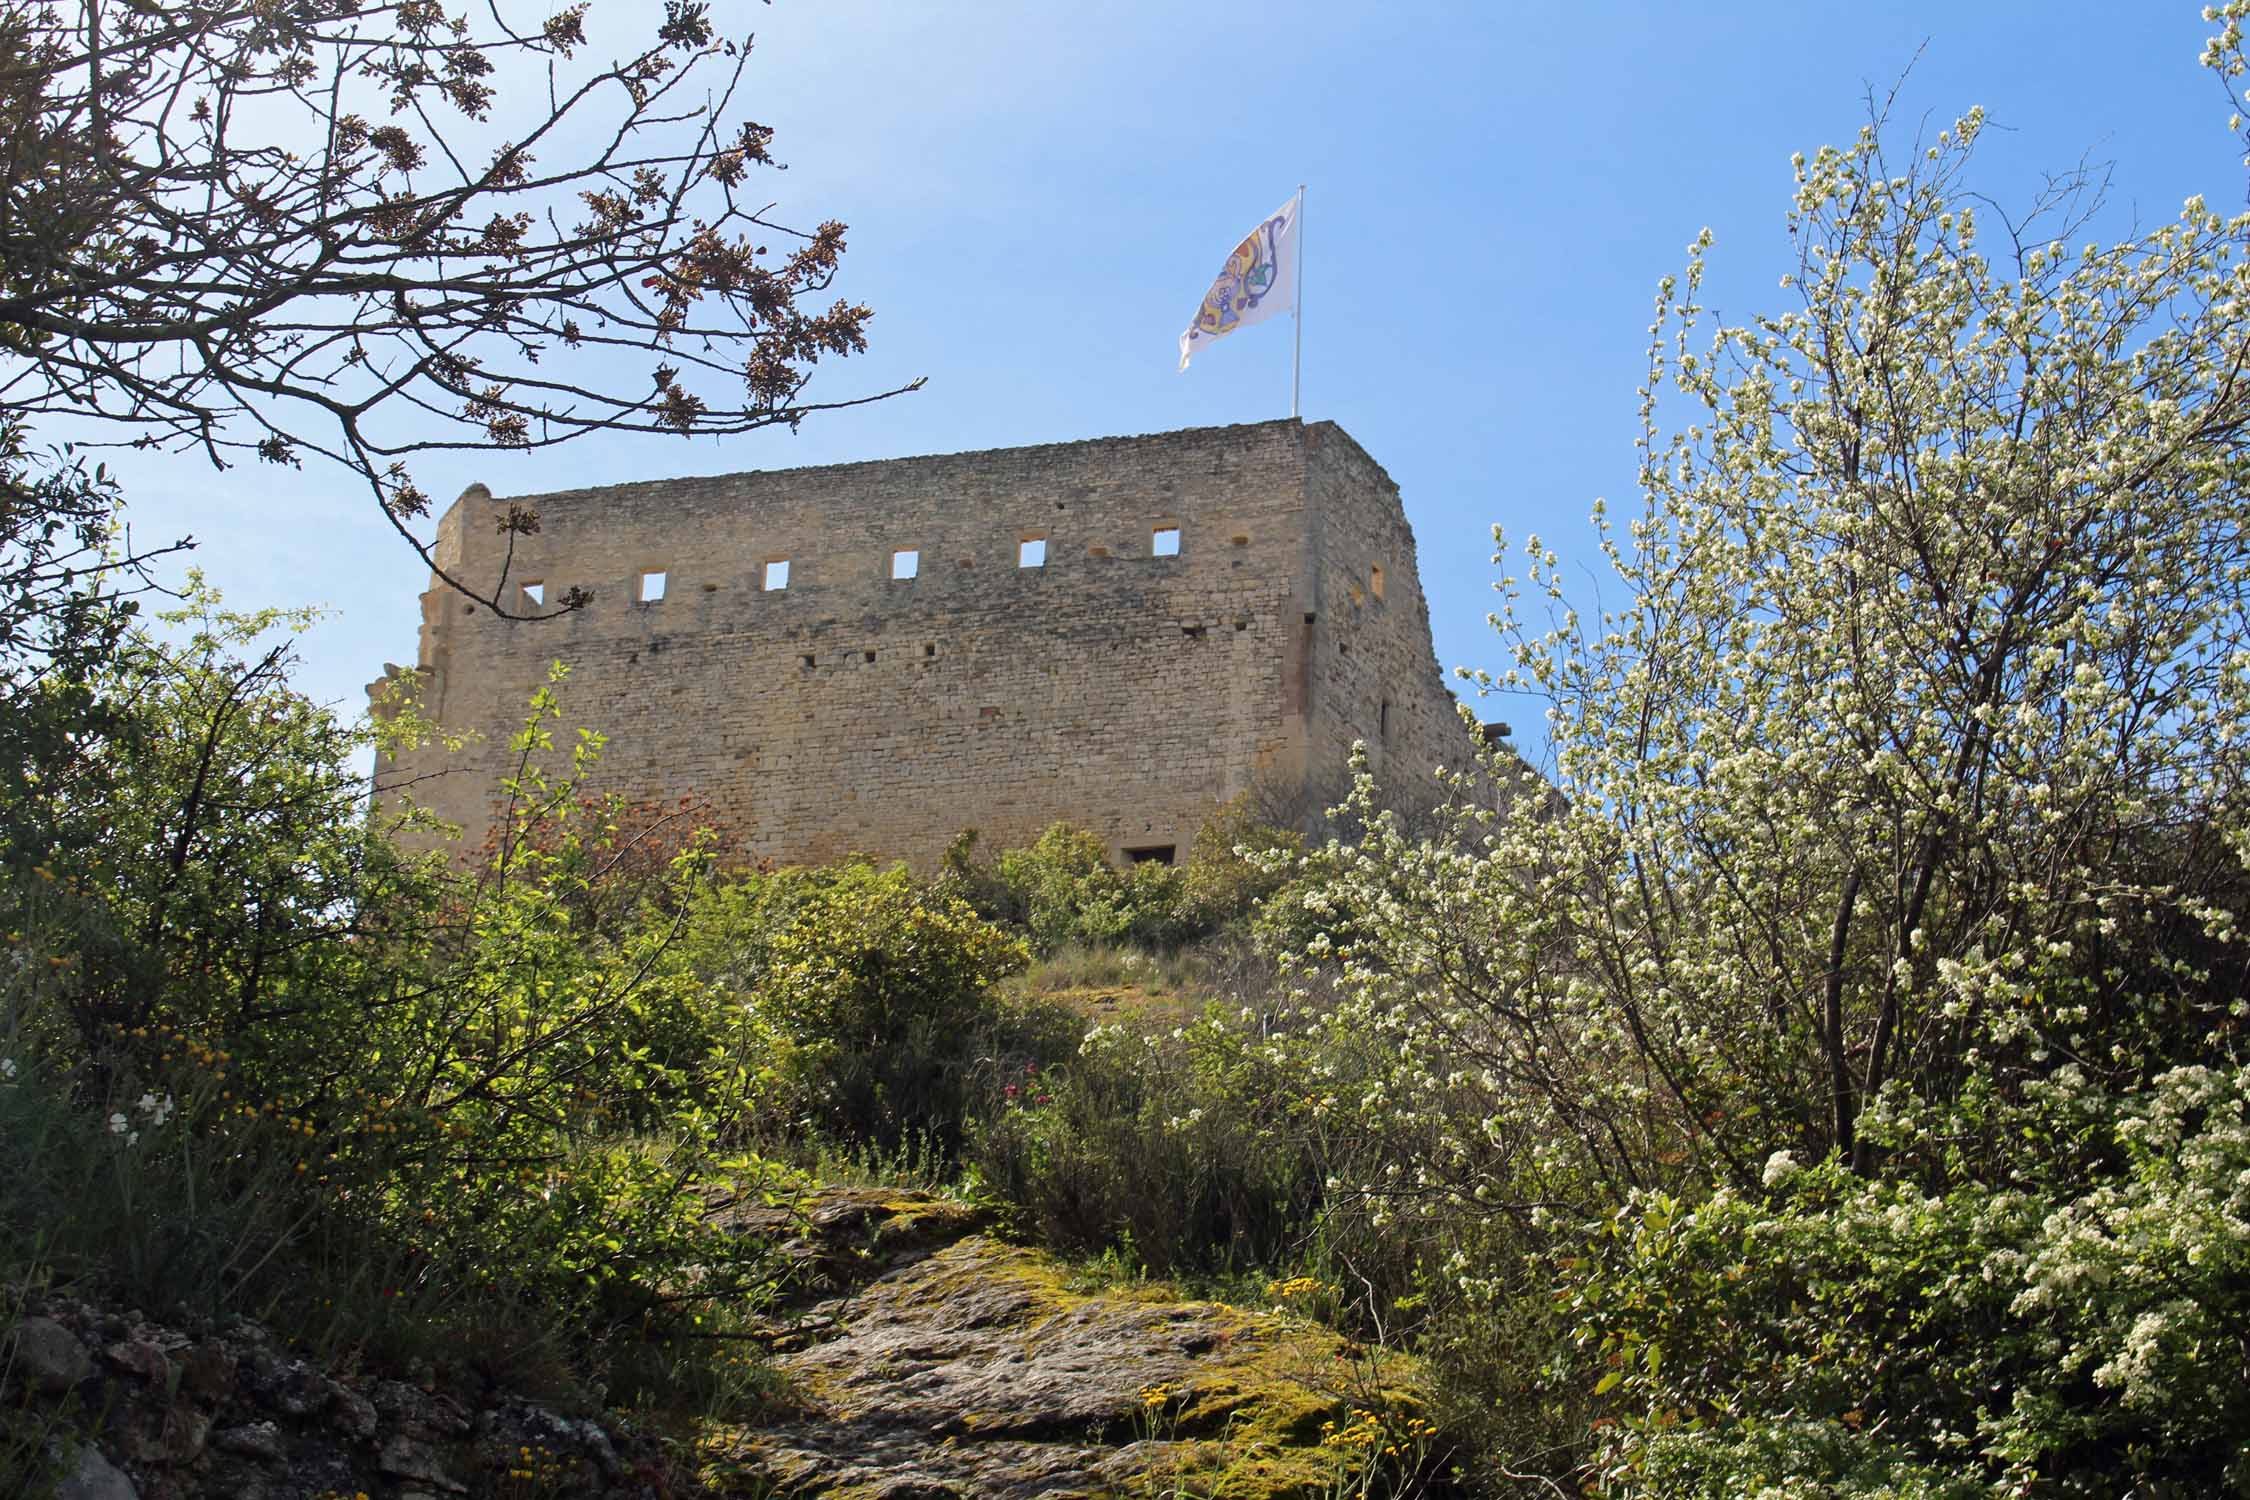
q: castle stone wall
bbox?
[371,419,1483,868]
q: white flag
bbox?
[1178,192,1300,372]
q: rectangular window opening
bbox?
[1380,698,1392,741]
[521,579,545,607]
[637,569,667,603]
[1019,535,1047,568]
[764,558,791,591]
[892,548,920,581]
[1151,524,1181,557]
[1230,533,1250,547]
[924,642,937,658]
[864,650,877,664]
[1370,563,1387,601]
[1123,844,1177,866]
[800,653,815,669]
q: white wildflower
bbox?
[1762,1150,1800,1187]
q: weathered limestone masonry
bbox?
[370,418,1486,868]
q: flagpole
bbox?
[1291,184,1305,419]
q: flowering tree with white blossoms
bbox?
[1319,102,2250,1204]
[1284,24,2250,1497]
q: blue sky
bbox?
[105,0,2232,750]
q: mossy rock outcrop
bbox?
[706,1229,1427,1499]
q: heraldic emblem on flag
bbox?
[1178,191,1301,372]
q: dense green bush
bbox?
[1561,1065,2250,1496]
[965,1010,1329,1274]
[698,860,1031,1154]
[1175,797,1303,933]
[0,618,786,1379]
[989,823,1156,951]
[7,592,410,1080]
[943,802,1303,957]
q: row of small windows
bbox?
[521,533,1398,613]
[526,523,1197,607]
[890,524,1172,581]
[517,560,789,605]
[891,532,1060,580]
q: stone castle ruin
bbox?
[370,418,1491,867]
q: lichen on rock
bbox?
[713,1227,1426,1499]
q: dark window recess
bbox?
[1183,624,1206,640]
[1123,844,1176,866]
[924,643,937,658]
[864,650,877,663]
[800,654,815,669]
[1380,698,1391,741]
[1339,640,1350,655]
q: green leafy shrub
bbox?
[1,620,788,1393]
[1559,1064,2250,1497]
[6,590,412,1077]
[1177,796,1303,933]
[965,1009,1330,1275]
[948,805,1303,957]
[991,823,1134,952]
[742,862,1029,1154]
[937,828,1026,927]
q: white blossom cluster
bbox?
[104,1091,177,1149]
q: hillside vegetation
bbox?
[12,15,2250,1500]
